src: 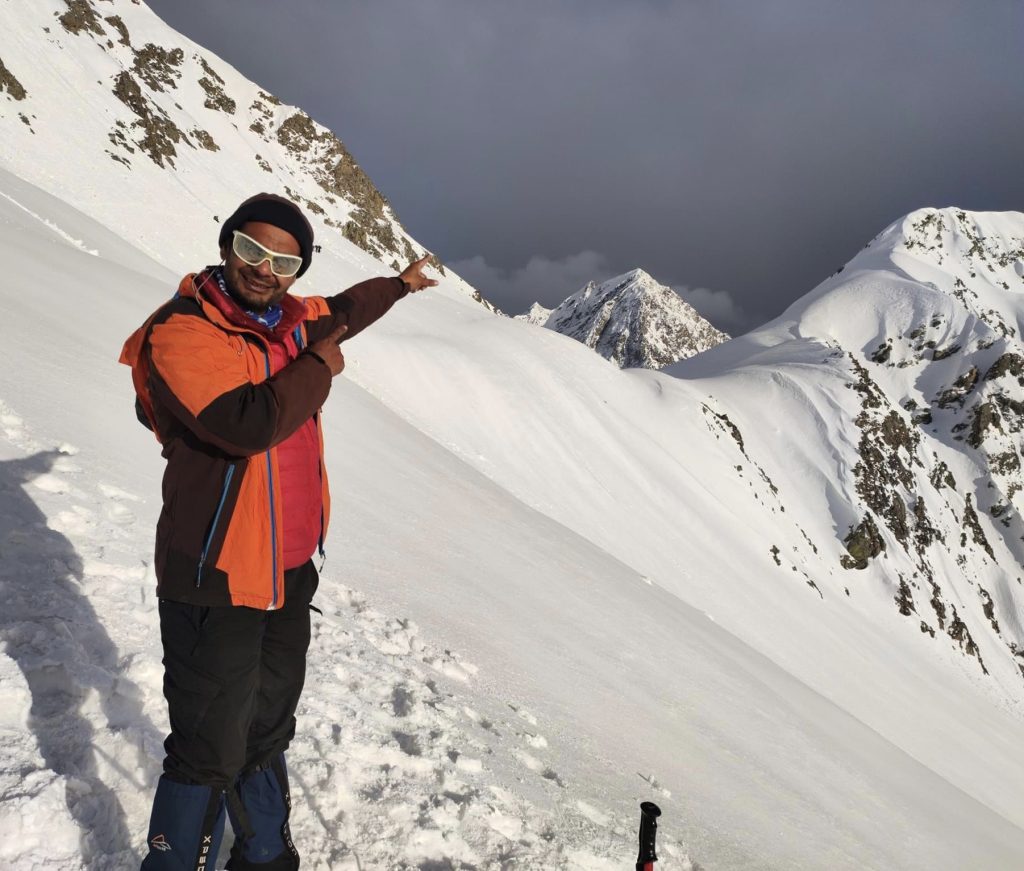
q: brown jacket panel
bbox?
[304,276,409,344]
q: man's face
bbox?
[220,220,300,312]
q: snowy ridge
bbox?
[665,206,1024,689]
[543,268,729,368]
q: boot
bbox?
[225,755,300,869]
[141,775,226,870]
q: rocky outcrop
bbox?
[197,56,235,113]
[111,70,190,168]
[58,0,104,37]
[0,58,26,101]
[132,43,183,92]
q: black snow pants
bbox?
[141,560,318,870]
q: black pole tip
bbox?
[640,801,662,818]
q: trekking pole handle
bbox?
[636,801,662,871]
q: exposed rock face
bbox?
[58,0,104,37]
[277,110,397,258]
[543,269,728,368]
[0,58,26,100]
[104,15,130,47]
[197,56,234,113]
[841,514,885,569]
[132,43,183,92]
[111,70,189,168]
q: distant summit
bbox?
[537,268,728,368]
[514,302,553,326]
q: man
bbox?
[120,193,437,869]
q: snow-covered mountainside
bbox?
[4,2,1024,869]
[541,268,729,368]
[7,170,1024,871]
[0,0,487,304]
[666,207,1024,686]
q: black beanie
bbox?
[219,193,315,277]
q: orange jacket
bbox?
[120,269,409,609]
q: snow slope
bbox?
[3,166,1024,869]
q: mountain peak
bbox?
[514,301,554,326]
[545,268,728,368]
[619,266,654,283]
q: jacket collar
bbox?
[179,268,307,339]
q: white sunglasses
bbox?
[231,230,304,277]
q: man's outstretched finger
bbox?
[330,324,348,344]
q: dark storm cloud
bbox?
[449,251,747,332]
[148,0,1024,332]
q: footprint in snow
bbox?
[521,730,548,749]
[105,501,136,527]
[391,684,416,718]
[47,505,96,538]
[29,472,69,495]
[507,703,538,726]
[513,749,564,788]
[461,706,500,736]
[98,482,139,528]
[0,407,28,445]
[98,482,141,502]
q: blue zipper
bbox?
[196,465,235,587]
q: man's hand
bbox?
[307,324,347,376]
[399,255,440,292]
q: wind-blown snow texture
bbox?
[2,2,1024,869]
[542,269,729,368]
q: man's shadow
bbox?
[0,450,160,868]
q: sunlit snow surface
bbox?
[2,169,1024,869]
[2,1,1024,867]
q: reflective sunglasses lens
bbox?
[270,254,302,277]
[232,232,268,266]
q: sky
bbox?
[144,0,1024,333]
